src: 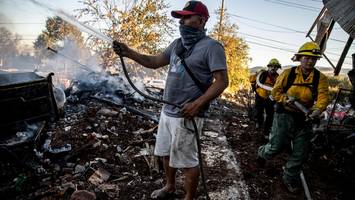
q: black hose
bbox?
[191,117,210,200]
[118,55,180,108]
[118,54,210,200]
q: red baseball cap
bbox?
[171,1,209,21]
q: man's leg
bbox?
[258,113,293,160]
[162,156,176,192]
[151,112,176,199]
[263,99,275,137]
[183,166,200,200]
[255,94,265,128]
[151,158,177,199]
[283,127,312,192]
[169,118,204,200]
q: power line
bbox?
[0,22,44,24]
[245,39,352,66]
[245,40,295,53]
[264,0,319,12]
[7,38,37,40]
[237,20,301,33]
[274,0,320,9]
[239,32,353,59]
[240,31,355,57]
[228,13,355,45]
[229,13,306,34]
[239,32,298,46]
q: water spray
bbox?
[47,47,92,72]
[29,0,113,43]
[29,1,210,199]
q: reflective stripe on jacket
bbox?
[250,70,278,99]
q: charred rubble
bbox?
[1,69,355,200]
[0,70,164,199]
[2,69,248,200]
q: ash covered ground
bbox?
[1,89,355,200]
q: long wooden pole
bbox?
[217,0,225,41]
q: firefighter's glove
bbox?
[308,109,321,119]
[285,96,297,105]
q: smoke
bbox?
[43,38,146,100]
[2,0,151,101]
[27,0,112,43]
[0,2,11,28]
[41,38,100,87]
[0,13,11,28]
[1,33,146,101]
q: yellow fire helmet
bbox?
[267,58,281,68]
[293,42,322,61]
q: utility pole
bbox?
[217,0,225,41]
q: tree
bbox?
[210,8,250,93]
[34,16,84,61]
[76,0,173,75]
[0,27,20,68]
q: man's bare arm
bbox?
[113,41,169,69]
[128,51,169,69]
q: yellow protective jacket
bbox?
[250,70,278,99]
[272,66,329,112]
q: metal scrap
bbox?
[88,168,111,186]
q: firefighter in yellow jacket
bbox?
[250,58,281,137]
[257,42,329,193]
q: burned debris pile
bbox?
[1,69,355,200]
[0,70,163,199]
[0,68,255,199]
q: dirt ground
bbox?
[1,93,355,199]
[222,98,355,200]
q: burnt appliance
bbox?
[0,71,59,133]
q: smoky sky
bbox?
[0,13,10,23]
[0,3,13,30]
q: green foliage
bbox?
[327,75,352,101]
[209,8,250,93]
[327,75,352,89]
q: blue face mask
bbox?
[179,24,206,50]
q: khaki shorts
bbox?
[154,111,204,168]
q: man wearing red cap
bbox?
[113,1,228,199]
